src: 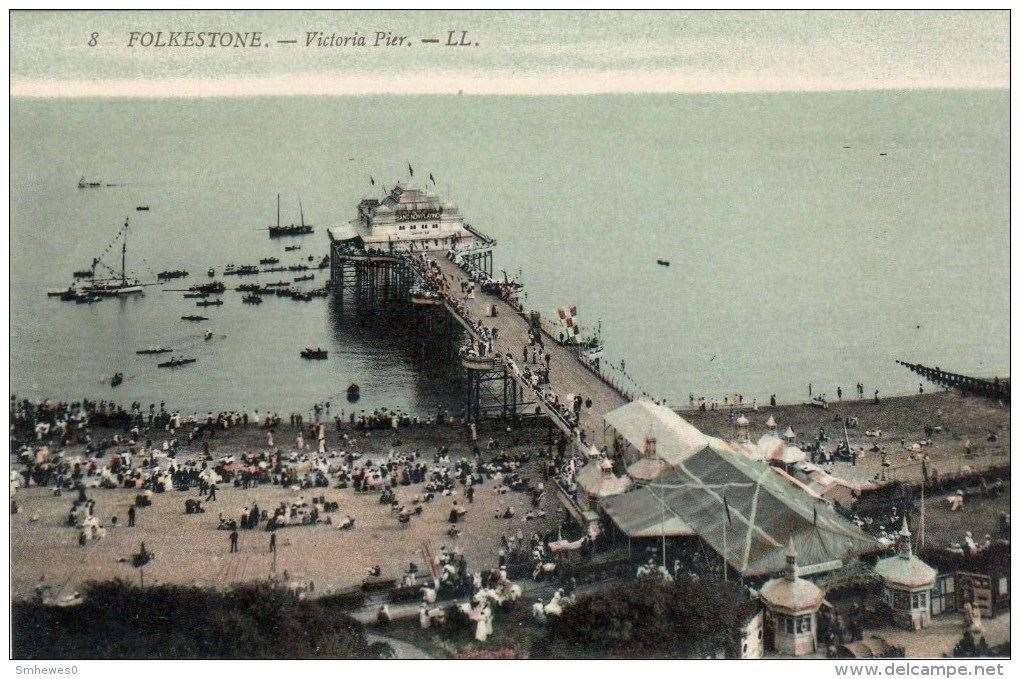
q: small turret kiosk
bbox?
[760,540,823,656]
[873,518,937,630]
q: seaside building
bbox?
[759,541,824,656]
[330,183,494,262]
[593,400,881,580]
[873,519,937,630]
[327,183,496,301]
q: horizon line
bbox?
[10,70,1008,99]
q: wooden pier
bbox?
[896,360,1009,402]
[412,252,629,441]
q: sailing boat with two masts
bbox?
[267,194,314,238]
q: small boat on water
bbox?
[294,274,314,282]
[183,292,208,299]
[285,245,302,252]
[136,206,150,211]
[157,269,189,280]
[300,347,328,360]
[136,347,172,355]
[288,264,309,272]
[204,331,214,341]
[196,299,223,307]
[181,315,208,322]
[75,293,102,304]
[259,257,280,265]
[73,270,94,279]
[48,286,77,298]
[189,281,225,294]
[236,283,263,292]
[77,176,102,189]
[656,259,670,267]
[242,293,263,305]
[207,268,215,277]
[346,383,360,402]
[224,264,259,276]
[291,292,313,302]
[111,372,123,387]
[158,357,197,368]
[265,281,291,288]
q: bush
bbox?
[12,580,378,659]
[539,574,745,658]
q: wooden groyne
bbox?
[896,360,1009,402]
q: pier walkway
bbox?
[415,252,629,445]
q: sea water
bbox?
[10,90,1009,414]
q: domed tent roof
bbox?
[627,456,668,481]
[760,576,825,613]
[576,461,632,498]
[760,540,824,613]
[873,519,936,589]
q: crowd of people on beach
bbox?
[10,387,584,600]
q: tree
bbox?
[537,574,746,658]
[12,580,380,659]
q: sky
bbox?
[9,10,1010,97]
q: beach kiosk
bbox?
[760,540,823,656]
[874,519,937,630]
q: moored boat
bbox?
[189,281,225,294]
[242,293,263,305]
[111,372,123,387]
[268,194,314,238]
[300,347,328,360]
[196,299,223,307]
[157,357,197,368]
[181,315,208,322]
[136,347,172,355]
[346,383,360,402]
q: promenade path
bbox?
[419,252,628,446]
